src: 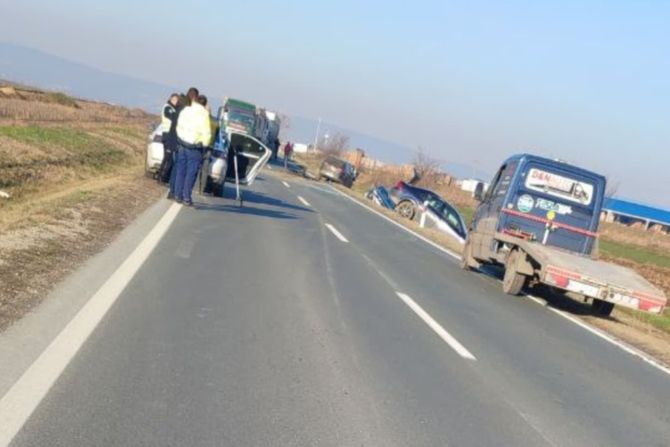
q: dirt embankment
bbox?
[0,84,164,331]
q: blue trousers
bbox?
[174,146,202,203]
[168,149,179,196]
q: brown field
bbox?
[0,83,163,330]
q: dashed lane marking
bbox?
[396,292,477,360]
[325,223,349,243]
[297,196,311,207]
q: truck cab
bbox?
[218,98,257,136]
[469,154,605,263]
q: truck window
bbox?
[486,162,517,201]
[493,162,517,199]
[485,165,505,201]
[524,167,594,206]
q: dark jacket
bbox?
[162,103,179,151]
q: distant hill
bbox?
[0,42,175,112]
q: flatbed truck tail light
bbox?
[633,291,668,314]
[545,266,581,289]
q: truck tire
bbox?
[592,299,614,316]
[396,200,416,220]
[502,250,526,295]
[460,239,478,271]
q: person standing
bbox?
[173,92,211,206]
[168,90,198,199]
[158,93,179,185]
[284,141,293,169]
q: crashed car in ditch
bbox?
[389,181,468,244]
[364,185,395,210]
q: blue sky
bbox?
[2,0,669,206]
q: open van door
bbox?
[224,131,272,186]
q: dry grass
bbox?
[0,84,163,330]
[0,84,152,123]
[0,85,155,211]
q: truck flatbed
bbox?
[497,233,667,314]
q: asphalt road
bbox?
[5,171,670,446]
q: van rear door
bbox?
[498,161,604,255]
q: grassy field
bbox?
[0,84,164,330]
[618,307,670,334]
[599,239,670,269]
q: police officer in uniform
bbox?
[158,94,179,185]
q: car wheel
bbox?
[396,200,416,220]
[213,181,225,198]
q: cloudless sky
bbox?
[2,0,669,206]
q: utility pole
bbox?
[312,117,321,153]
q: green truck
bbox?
[218,98,257,136]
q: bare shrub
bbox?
[412,146,441,186]
[319,132,349,156]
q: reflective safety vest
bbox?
[161,104,176,134]
[176,103,212,147]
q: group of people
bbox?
[157,89,297,205]
[157,87,214,206]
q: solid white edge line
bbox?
[396,292,476,360]
[329,186,670,376]
[329,186,462,260]
[325,223,349,243]
[297,196,311,207]
[0,202,182,446]
[282,181,290,188]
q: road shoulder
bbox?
[0,195,172,398]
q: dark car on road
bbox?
[389,181,468,243]
[318,156,356,188]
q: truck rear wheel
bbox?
[591,299,614,316]
[502,250,526,295]
[460,239,479,271]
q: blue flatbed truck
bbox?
[462,154,667,316]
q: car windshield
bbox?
[425,196,465,235]
[227,109,255,129]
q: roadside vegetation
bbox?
[0,83,163,330]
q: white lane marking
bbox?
[325,223,349,243]
[297,196,311,207]
[329,186,461,260]
[0,203,182,446]
[282,181,290,188]
[329,187,670,376]
[396,292,476,360]
[546,306,670,377]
